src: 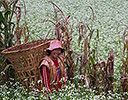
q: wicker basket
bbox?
[1,39,53,92]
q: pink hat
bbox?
[47,40,64,52]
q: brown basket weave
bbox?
[1,39,53,91]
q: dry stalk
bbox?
[93,50,115,94]
[117,24,128,93]
[120,38,128,92]
[43,1,75,82]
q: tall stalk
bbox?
[0,0,29,84]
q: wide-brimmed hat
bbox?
[47,40,64,53]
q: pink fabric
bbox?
[41,59,66,92]
[47,40,64,51]
[41,66,53,92]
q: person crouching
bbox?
[39,40,66,93]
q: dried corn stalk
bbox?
[91,49,115,94]
[76,6,99,87]
[120,38,128,92]
[117,25,128,93]
[43,1,75,82]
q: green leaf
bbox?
[0,40,3,46]
[78,35,82,47]
[0,22,3,30]
[0,64,13,78]
[0,12,4,22]
[89,29,95,42]
[96,29,99,40]
[90,56,95,65]
[4,10,11,20]
[4,64,13,72]
[108,76,114,82]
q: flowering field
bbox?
[0,0,128,99]
[24,0,128,76]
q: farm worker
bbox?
[39,40,67,93]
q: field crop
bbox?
[0,0,128,99]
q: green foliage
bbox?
[0,0,29,84]
[0,0,128,99]
[0,80,127,100]
[0,0,18,84]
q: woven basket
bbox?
[1,39,53,91]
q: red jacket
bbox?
[40,55,66,92]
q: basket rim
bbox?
[1,39,54,55]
